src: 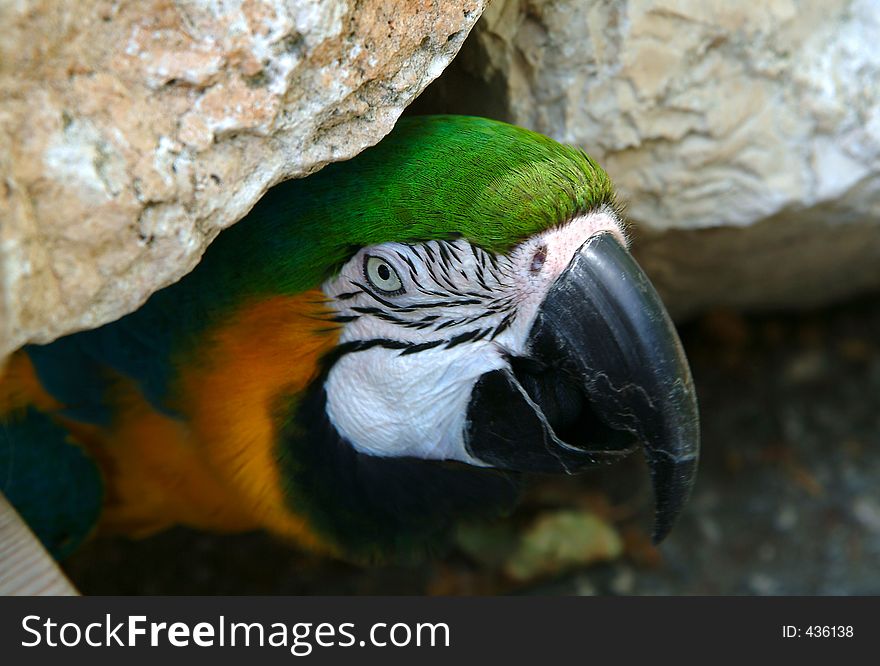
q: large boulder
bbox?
[411,0,880,317]
[0,0,485,357]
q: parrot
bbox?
[0,115,699,564]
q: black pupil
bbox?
[377,263,391,281]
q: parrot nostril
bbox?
[530,245,547,273]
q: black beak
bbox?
[465,233,700,542]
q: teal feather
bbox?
[0,407,103,558]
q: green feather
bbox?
[209,114,615,296]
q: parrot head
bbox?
[253,116,700,560]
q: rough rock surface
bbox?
[0,0,484,357]
[410,0,880,317]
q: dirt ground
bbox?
[63,294,880,595]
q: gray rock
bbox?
[0,0,486,357]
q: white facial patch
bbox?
[321,207,628,464]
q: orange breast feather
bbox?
[6,291,341,552]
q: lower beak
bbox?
[465,233,700,542]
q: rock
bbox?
[503,510,623,582]
[0,0,485,358]
[410,0,880,318]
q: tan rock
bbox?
[0,0,485,357]
[413,0,880,317]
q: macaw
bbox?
[0,115,699,563]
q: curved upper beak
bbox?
[465,233,700,542]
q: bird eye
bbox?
[364,255,405,295]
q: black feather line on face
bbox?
[440,273,462,294]
[473,328,493,342]
[491,313,516,339]
[475,267,491,292]
[396,298,483,311]
[476,246,488,269]
[437,242,453,269]
[399,339,445,355]
[433,319,459,331]
[486,251,500,272]
[423,256,443,288]
[444,240,464,263]
[350,281,400,309]
[456,309,499,325]
[444,328,489,349]
[333,324,496,357]
[335,338,411,355]
[395,251,417,274]
[413,282,449,297]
